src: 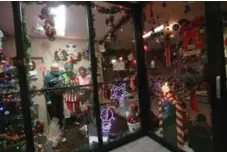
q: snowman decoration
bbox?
[65,44,81,64]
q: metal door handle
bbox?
[216,76,221,99]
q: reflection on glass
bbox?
[143,1,213,151]
[99,80,141,144]
[20,2,98,151]
[92,1,142,144]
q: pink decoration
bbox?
[39,64,47,72]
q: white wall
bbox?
[3,37,90,70]
[3,36,103,79]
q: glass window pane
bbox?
[16,2,98,151]
[93,2,141,145]
[0,2,29,151]
[143,2,213,151]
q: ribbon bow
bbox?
[179,16,204,52]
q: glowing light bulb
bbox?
[144,45,148,50]
[133,59,137,64]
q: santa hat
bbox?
[64,63,73,69]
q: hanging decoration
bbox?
[101,13,131,44]
[38,6,56,41]
[105,16,116,43]
[110,83,129,103]
[184,4,191,14]
[165,35,171,67]
[178,16,204,52]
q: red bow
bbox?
[179,16,204,52]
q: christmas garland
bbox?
[22,8,31,63]
[101,13,132,44]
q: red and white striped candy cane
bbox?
[159,92,184,149]
[158,95,163,137]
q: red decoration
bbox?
[190,91,199,112]
[39,6,56,41]
[132,59,136,64]
[179,16,204,52]
[127,103,140,124]
[165,39,171,67]
[225,38,227,46]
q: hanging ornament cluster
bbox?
[178,16,204,52]
[105,16,117,43]
[39,6,56,41]
[148,2,156,25]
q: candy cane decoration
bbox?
[160,82,185,149]
[158,96,163,137]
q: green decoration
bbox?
[180,67,202,89]
[22,8,31,63]
[162,102,177,147]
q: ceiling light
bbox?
[143,25,164,39]
[51,5,66,36]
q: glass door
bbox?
[142,2,216,151]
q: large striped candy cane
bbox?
[158,95,163,137]
[159,92,184,149]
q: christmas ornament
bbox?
[184,4,191,14]
[172,24,180,31]
[39,6,56,40]
[224,38,227,46]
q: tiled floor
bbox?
[109,136,171,152]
